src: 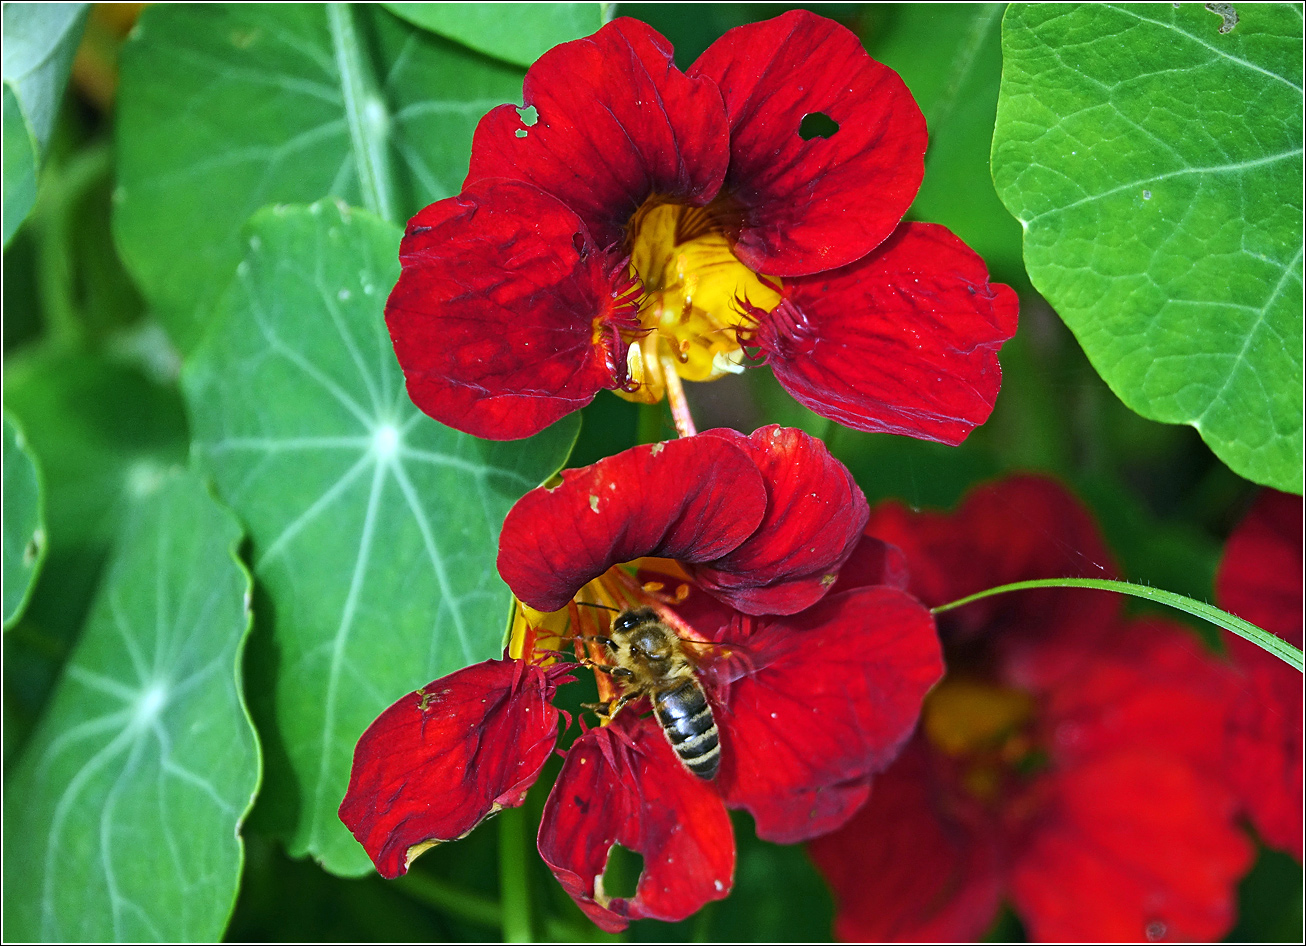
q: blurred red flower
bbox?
[808,476,1261,942]
[1216,489,1303,859]
[385,11,1018,442]
[339,428,942,930]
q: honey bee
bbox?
[588,607,720,780]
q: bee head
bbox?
[611,608,674,663]
[612,608,657,637]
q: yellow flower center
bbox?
[617,199,782,403]
[508,557,715,706]
[922,677,1038,801]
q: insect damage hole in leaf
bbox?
[597,843,645,902]
[1205,3,1238,34]
[798,111,839,140]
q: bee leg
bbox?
[583,661,634,680]
[582,690,639,721]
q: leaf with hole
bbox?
[3,411,47,629]
[384,2,604,68]
[992,3,1304,492]
[1,470,258,941]
[113,3,525,351]
[183,200,578,876]
[2,2,89,247]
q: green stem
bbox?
[499,805,533,942]
[35,141,111,346]
[636,401,667,444]
[932,578,1303,671]
[326,2,396,223]
[394,873,502,929]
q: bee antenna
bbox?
[574,602,620,613]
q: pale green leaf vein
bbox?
[310,456,387,846]
[1024,147,1303,224]
[256,451,372,566]
[1104,4,1305,93]
[390,458,472,661]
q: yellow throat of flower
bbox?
[923,677,1037,801]
[618,199,782,403]
[507,558,711,707]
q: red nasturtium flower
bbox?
[339,427,943,930]
[1216,489,1303,860]
[385,11,1019,443]
[808,476,1260,942]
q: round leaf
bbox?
[183,200,578,875]
[384,2,605,68]
[1,347,190,644]
[3,84,38,248]
[3,410,47,629]
[992,3,1303,492]
[1,2,89,247]
[2,470,258,941]
[113,3,525,351]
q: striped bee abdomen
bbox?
[653,677,720,780]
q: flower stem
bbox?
[498,805,533,942]
[326,2,396,224]
[35,141,111,347]
[932,577,1303,671]
[394,873,502,929]
[661,355,698,438]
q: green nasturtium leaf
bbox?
[2,349,190,770]
[184,200,579,876]
[3,83,39,248]
[1,348,190,640]
[2,470,259,942]
[992,3,1304,493]
[113,3,526,353]
[384,2,604,68]
[3,411,47,629]
[1,2,89,247]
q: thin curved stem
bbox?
[498,805,533,942]
[394,873,502,929]
[36,141,111,346]
[327,2,396,223]
[932,578,1303,671]
[661,355,697,438]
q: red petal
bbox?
[498,437,766,613]
[690,426,869,615]
[386,181,623,440]
[338,659,566,878]
[759,223,1019,445]
[537,716,734,932]
[827,533,910,594]
[866,474,1121,688]
[807,740,1004,942]
[707,586,942,842]
[687,10,927,276]
[465,18,728,252]
[1216,490,1303,645]
[1040,617,1241,777]
[1010,752,1252,942]
[1224,650,1303,858]
[1217,490,1303,857]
